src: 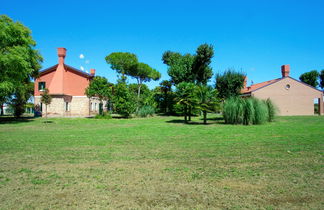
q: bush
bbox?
[136,105,155,117]
[223,97,276,125]
[94,112,112,119]
[265,98,277,122]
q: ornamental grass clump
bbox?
[252,97,268,125]
[223,97,276,125]
[137,105,155,118]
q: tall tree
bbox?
[85,76,112,115]
[106,52,160,111]
[40,88,52,120]
[215,69,246,100]
[105,52,138,81]
[130,62,161,110]
[0,15,43,116]
[192,44,214,85]
[319,70,324,90]
[162,51,195,85]
[299,70,319,88]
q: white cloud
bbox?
[80,66,84,71]
[85,59,90,64]
[79,54,85,59]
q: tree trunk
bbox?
[188,106,191,121]
[184,105,187,123]
[136,80,142,112]
[0,103,3,116]
[45,105,47,121]
[203,110,207,124]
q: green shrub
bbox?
[94,112,112,119]
[242,98,254,125]
[137,105,155,117]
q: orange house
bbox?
[34,48,102,117]
[242,65,323,116]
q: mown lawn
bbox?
[0,115,323,209]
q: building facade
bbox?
[241,65,323,116]
[34,48,103,117]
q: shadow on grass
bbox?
[0,116,35,124]
[166,119,223,125]
[43,120,54,124]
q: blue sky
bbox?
[1,0,324,88]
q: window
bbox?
[285,84,290,90]
[38,82,46,91]
[65,102,70,111]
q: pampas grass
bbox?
[223,97,276,125]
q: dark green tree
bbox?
[319,70,324,90]
[10,82,34,117]
[85,76,112,115]
[162,51,195,85]
[40,88,52,120]
[215,69,246,100]
[299,70,319,88]
[0,15,43,117]
[192,44,214,85]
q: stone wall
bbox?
[35,96,107,117]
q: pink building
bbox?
[34,48,102,117]
[242,65,323,116]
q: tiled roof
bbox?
[241,78,282,94]
[38,64,93,78]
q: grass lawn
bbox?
[0,115,323,209]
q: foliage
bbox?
[40,88,52,119]
[265,98,277,122]
[10,82,34,117]
[162,44,214,85]
[319,70,324,89]
[86,76,112,115]
[153,80,176,114]
[162,52,195,85]
[0,15,43,106]
[105,52,138,80]
[112,81,136,118]
[299,70,319,88]
[175,82,198,123]
[215,69,246,99]
[136,105,155,118]
[195,85,219,124]
[192,44,214,85]
[223,97,275,125]
[94,111,112,119]
[106,52,160,110]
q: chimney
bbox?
[243,76,247,88]
[90,69,96,76]
[281,64,290,77]
[57,47,67,65]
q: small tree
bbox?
[112,80,136,118]
[299,70,319,88]
[175,82,197,123]
[215,69,246,100]
[40,88,52,120]
[195,85,219,124]
[85,76,112,115]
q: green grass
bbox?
[0,115,323,209]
